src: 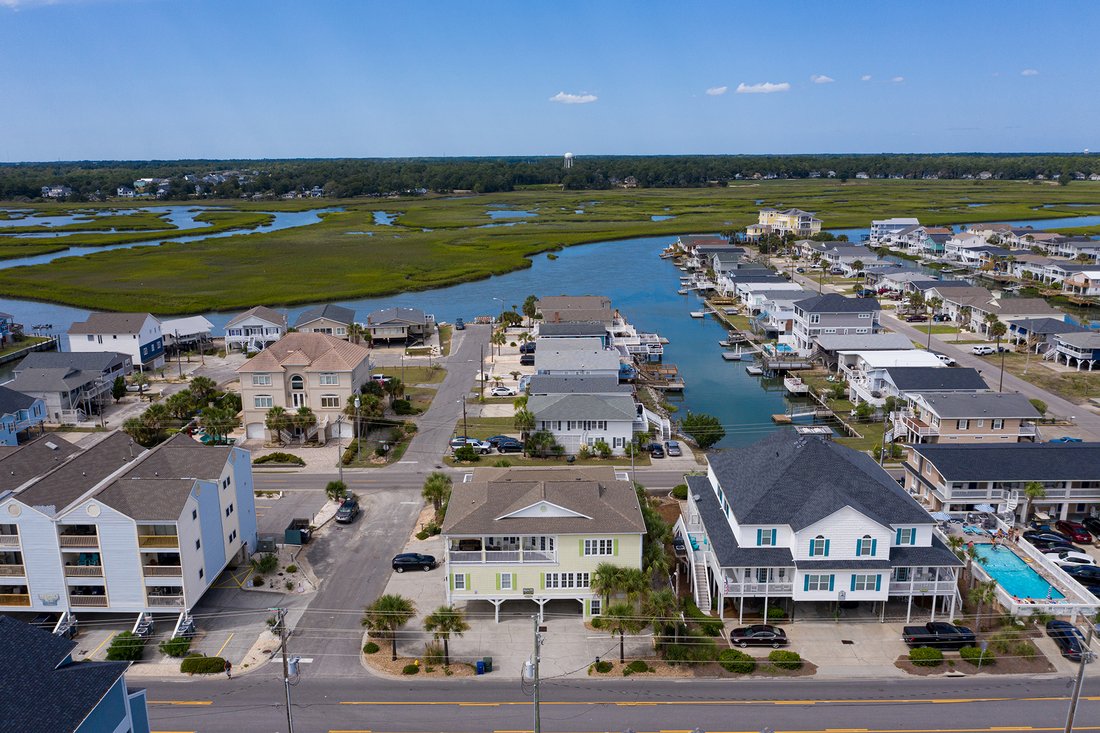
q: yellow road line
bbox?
[213,632,235,658]
[85,634,113,659]
[148,700,213,706]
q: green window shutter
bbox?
[823,539,830,557]
[465,574,471,590]
[895,528,902,545]
[613,539,619,556]
[871,539,878,556]
[850,574,857,592]
[449,573,455,591]
[828,575,835,592]
[875,574,882,592]
[909,529,916,546]
[579,539,585,556]
[757,529,763,545]
[803,575,810,592]
[583,598,590,616]
[495,573,501,590]
[540,572,545,590]
[512,573,517,590]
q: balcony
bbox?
[0,564,25,577]
[147,594,184,608]
[58,533,99,548]
[0,593,30,606]
[64,565,103,577]
[895,412,938,437]
[143,565,183,577]
[70,595,109,607]
[448,548,558,565]
[138,535,179,549]
[0,535,19,547]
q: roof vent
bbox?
[45,441,58,451]
[692,494,701,501]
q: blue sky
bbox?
[1,0,1097,160]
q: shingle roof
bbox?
[1011,318,1089,336]
[528,393,637,422]
[365,306,424,326]
[538,322,607,337]
[16,432,145,514]
[159,315,214,337]
[708,431,933,531]
[814,334,914,352]
[795,293,879,313]
[296,304,356,328]
[910,442,1100,481]
[237,332,372,373]
[15,351,131,374]
[95,477,197,521]
[527,375,632,395]
[0,433,79,493]
[912,391,1040,419]
[1056,332,1100,349]
[535,341,621,373]
[689,475,794,567]
[537,296,613,324]
[0,615,132,733]
[226,305,287,329]
[68,312,155,335]
[976,298,1060,316]
[890,535,963,567]
[441,467,645,536]
[0,384,36,415]
[8,367,101,394]
[884,367,989,392]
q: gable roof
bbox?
[528,393,637,422]
[441,466,645,536]
[688,475,794,568]
[15,432,146,514]
[975,298,1060,316]
[1056,331,1100,349]
[0,432,79,493]
[159,315,214,337]
[296,304,356,328]
[0,615,132,733]
[1010,317,1088,336]
[0,384,37,415]
[68,312,155,335]
[814,333,914,352]
[15,350,131,374]
[226,305,287,329]
[708,431,933,531]
[237,332,371,373]
[536,296,613,324]
[912,391,1040,419]
[884,366,989,392]
[366,306,425,326]
[538,322,607,337]
[527,375,632,395]
[795,293,879,313]
[910,442,1100,481]
[8,367,102,394]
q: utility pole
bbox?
[335,415,344,483]
[532,616,542,733]
[269,607,296,733]
[460,398,469,438]
[1064,623,1095,733]
[175,330,183,378]
[480,343,485,400]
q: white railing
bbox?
[0,535,19,547]
[70,595,108,607]
[0,564,25,577]
[58,534,98,547]
[64,566,103,577]
[448,550,557,564]
[143,565,183,577]
[147,595,184,608]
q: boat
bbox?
[689,311,705,319]
[745,364,764,375]
[783,376,810,395]
[677,289,689,295]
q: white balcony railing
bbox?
[449,550,558,564]
[0,564,26,577]
[64,566,103,577]
[0,535,19,547]
[58,534,99,548]
[143,565,183,577]
[147,595,184,608]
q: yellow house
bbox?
[440,466,645,622]
[746,208,822,240]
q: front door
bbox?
[292,392,306,408]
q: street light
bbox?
[354,396,361,461]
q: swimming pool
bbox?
[972,544,1064,600]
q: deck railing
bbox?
[59,534,99,548]
[0,564,25,577]
[143,565,183,577]
[0,535,20,547]
[64,566,103,577]
[70,595,109,607]
[138,535,179,548]
[0,593,30,606]
[147,595,184,608]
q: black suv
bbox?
[392,553,437,572]
[334,498,360,524]
[497,439,524,453]
[648,443,665,458]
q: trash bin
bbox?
[482,657,493,673]
[475,660,485,675]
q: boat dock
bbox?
[638,363,686,392]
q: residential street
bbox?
[142,673,1100,733]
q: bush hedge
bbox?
[253,452,305,466]
[363,642,380,654]
[106,632,146,661]
[454,445,479,462]
[959,646,995,666]
[909,647,944,667]
[671,484,688,500]
[592,660,613,674]
[663,630,719,665]
[393,399,416,415]
[622,660,650,676]
[158,636,192,658]
[767,606,787,622]
[402,663,420,675]
[683,599,723,637]
[768,650,803,670]
[181,655,227,674]
[718,648,756,674]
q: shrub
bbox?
[393,399,415,415]
[768,650,802,670]
[684,599,723,637]
[909,647,944,667]
[593,439,612,459]
[415,530,430,541]
[454,445,479,462]
[159,636,192,658]
[286,564,298,573]
[423,642,445,665]
[576,445,591,460]
[402,663,420,675]
[719,648,756,674]
[767,606,787,622]
[180,655,227,674]
[374,445,388,457]
[106,631,146,661]
[663,630,719,664]
[363,642,380,655]
[285,580,294,590]
[493,459,512,467]
[592,660,613,674]
[671,484,688,500]
[625,660,649,674]
[959,646,995,666]
[252,575,265,587]
[253,452,305,466]
[251,553,278,575]
[590,616,604,629]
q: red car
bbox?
[1055,520,1093,545]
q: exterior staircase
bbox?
[693,556,711,611]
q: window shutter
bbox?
[824,539,830,557]
[495,573,501,590]
[910,529,916,546]
[850,574,857,592]
[895,528,902,545]
[449,573,455,591]
[512,573,517,590]
[871,539,877,556]
[855,539,862,555]
[875,575,882,592]
[540,573,545,590]
[613,539,619,556]
[584,598,590,616]
[770,529,777,545]
[803,575,810,592]
[579,539,585,556]
[757,529,763,545]
[465,574,471,589]
[828,575,835,592]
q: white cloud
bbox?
[735,81,791,95]
[860,74,872,81]
[810,74,835,84]
[891,76,905,83]
[549,91,597,105]
[1021,68,1039,76]
[705,85,728,96]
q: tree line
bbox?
[2,153,1099,200]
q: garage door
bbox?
[246,422,265,440]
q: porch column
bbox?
[739,596,744,625]
[948,588,956,623]
[880,599,886,623]
[535,598,547,622]
[491,599,503,624]
[906,574,914,623]
[930,588,937,622]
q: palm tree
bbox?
[423,605,469,667]
[265,406,291,445]
[969,580,998,632]
[963,544,979,589]
[421,472,453,515]
[513,408,535,444]
[200,406,238,444]
[619,567,649,605]
[348,322,366,345]
[990,321,1009,391]
[1022,481,1047,524]
[490,329,507,360]
[132,370,150,397]
[190,375,217,404]
[592,563,624,606]
[642,588,680,646]
[383,378,405,406]
[361,594,417,661]
[925,296,943,349]
[850,259,864,282]
[602,602,645,664]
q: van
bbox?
[454,317,465,331]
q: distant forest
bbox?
[2,154,1098,200]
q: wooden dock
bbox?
[638,363,686,392]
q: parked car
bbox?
[795,267,806,274]
[1064,565,1100,583]
[520,342,536,354]
[729,624,789,648]
[392,553,437,572]
[1047,620,1093,662]
[486,435,511,447]
[648,443,665,459]
[1024,530,1075,545]
[672,535,687,554]
[454,317,465,330]
[370,373,392,383]
[829,267,845,275]
[334,498,360,524]
[449,435,473,450]
[904,314,928,322]
[855,288,877,298]
[458,439,493,455]
[1031,540,1080,554]
[933,353,957,366]
[520,354,535,366]
[1050,436,1084,443]
[490,386,518,397]
[1045,550,1096,567]
[971,345,996,355]
[902,621,976,649]
[497,439,525,453]
[1082,516,1100,537]
[664,440,683,457]
[1056,520,1093,544]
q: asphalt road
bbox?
[144,673,1100,733]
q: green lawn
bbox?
[0,336,50,358]
[376,365,446,385]
[438,325,453,356]
[976,351,1100,405]
[3,181,1100,313]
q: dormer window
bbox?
[856,534,877,556]
[757,529,776,546]
[809,535,829,557]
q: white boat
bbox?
[783,376,810,394]
[678,289,689,295]
[745,364,764,375]
[689,311,705,319]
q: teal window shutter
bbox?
[823,539,830,557]
[910,529,916,546]
[856,539,862,555]
[757,529,763,545]
[850,574,857,592]
[770,529,777,545]
[871,539,878,556]
[803,575,810,591]
[895,528,902,545]
[875,575,882,592]
[828,575,835,591]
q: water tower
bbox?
[563,152,574,169]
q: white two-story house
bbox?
[224,306,288,353]
[791,294,880,354]
[677,431,961,624]
[68,313,164,371]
